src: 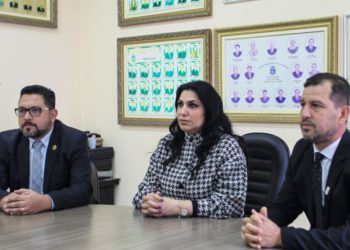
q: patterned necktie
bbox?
[313,152,324,228]
[31,140,44,193]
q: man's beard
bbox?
[21,122,46,139]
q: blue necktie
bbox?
[313,152,324,228]
[31,141,44,193]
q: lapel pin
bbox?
[52,145,57,151]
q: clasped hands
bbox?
[140,192,179,217]
[0,188,51,215]
[241,207,282,249]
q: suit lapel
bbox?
[301,146,317,223]
[16,135,30,188]
[324,131,350,205]
[43,121,61,193]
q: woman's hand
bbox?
[141,192,163,217]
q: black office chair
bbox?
[242,132,290,216]
[90,162,100,204]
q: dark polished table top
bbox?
[0,205,249,250]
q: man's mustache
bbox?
[300,119,314,127]
[22,122,37,128]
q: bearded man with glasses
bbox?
[0,85,92,215]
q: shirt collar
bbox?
[29,127,54,149]
[313,137,341,161]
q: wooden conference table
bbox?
[0,205,250,250]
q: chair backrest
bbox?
[242,132,290,216]
[90,161,100,204]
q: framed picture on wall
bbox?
[0,0,57,28]
[344,14,350,80]
[118,0,212,26]
[214,16,337,123]
[117,29,211,126]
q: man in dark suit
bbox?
[305,37,317,53]
[242,73,350,249]
[275,89,286,104]
[245,65,255,80]
[0,85,91,215]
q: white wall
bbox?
[0,0,83,131]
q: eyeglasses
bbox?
[14,107,50,117]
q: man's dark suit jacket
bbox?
[268,130,350,249]
[0,120,92,210]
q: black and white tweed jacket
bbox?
[133,132,247,218]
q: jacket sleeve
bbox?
[195,137,247,218]
[47,132,92,210]
[132,136,170,209]
[281,223,350,250]
[0,132,10,198]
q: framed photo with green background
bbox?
[214,16,337,123]
[0,0,57,28]
[117,29,211,126]
[118,0,212,26]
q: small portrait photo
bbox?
[152,97,162,112]
[231,90,240,104]
[309,62,320,76]
[140,81,150,95]
[128,64,137,78]
[248,41,258,57]
[140,98,150,112]
[152,80,162,95]
[140,64,149,78]
[292,63,303,79]
[266,40,277,56]
[141,0,150,9]
[165,80,175,95]
[275,88,286,104]
[245,65,255,80]
[177,43,187,59]
[233,43,242,58]
[245,89,255,103]
[164,98,175,113]
[164,63,174,77]
[152,63,161,78]
[230,65,240,80]
[287,38,299,54]
[128,81,137,95]
[128,98,138,112]
[305,37,317,53]
[260,89,270,104]
[129,0,138,11]
[291,88,302,104]
[190,62,200,77]
[165,0,174,6]
[152,0,162,7]
[177,62,187,77]
[190,44,200,59]
[164,45,174,60]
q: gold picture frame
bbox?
[117,29,211,126]
[344,14,350,80]
[214,16,338,123]
[118,0,212,26]
[0,0,57,28]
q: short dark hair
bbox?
[304,73,350,107]
[166,81,245,175]
[20,85,55,109]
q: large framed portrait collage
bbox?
[117,8,341,125]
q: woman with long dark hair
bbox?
[133,81,247,218]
